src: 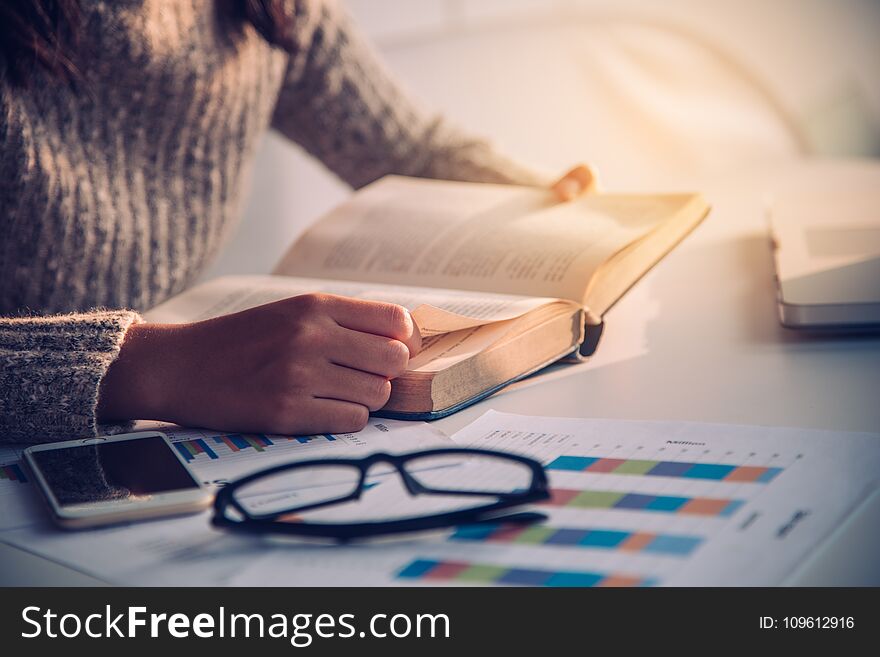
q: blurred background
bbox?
[205,0,880,279]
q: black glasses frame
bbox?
[212,447,549,541]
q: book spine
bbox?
[578,319,605,357]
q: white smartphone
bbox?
[23,431,212,529]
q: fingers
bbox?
[552,164,598,201]
[205,293,422,437]
[331,327,411,378]
[324,296,420,355]
[286,398,371,435]
[314,364,392,411]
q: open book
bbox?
[147,176,709,419]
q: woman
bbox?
[0,0,593,443]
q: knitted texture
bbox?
[0,0,542,443]
[0,312,142,441]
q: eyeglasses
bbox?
[212,448,550,542]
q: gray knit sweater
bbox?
[0,0,541,443]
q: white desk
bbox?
[2,160,879,586]
[427,162,880,586]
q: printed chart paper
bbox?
[228,411,880,587]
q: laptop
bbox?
[769,159,880,331]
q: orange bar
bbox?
[220,435,240,452]
[585,458,627,473]
[680,498,731,516]
[724,466,767,482]
[545,488,581,506]
[598,575,644,587]
[423,561,470,580]
[618,532,655,551]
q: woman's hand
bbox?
[551,164,599,201]
[97,294,421,435]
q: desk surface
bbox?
[2,161,879,586]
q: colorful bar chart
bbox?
[174,432,340,463]
[175,438,219,463]
[296,434,337,445]
[214,433,274,453]
[0,463,28,484]
[547,455,782,483]
[397,559,656,587]
[543,488,744,517]
[450,523,702,556]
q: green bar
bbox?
[569,490,625,508]
[614,460,659,475]
[512,526,556,544]
[244,435,266,452]
[455,564,507,583]
[182,442,198,456]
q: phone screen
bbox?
[29,435,201,507]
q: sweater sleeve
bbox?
[270,0,549,189]
[0,310,142,444]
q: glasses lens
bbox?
[290,474,499,524]
[404,452,534,495]
[231,464,361,518]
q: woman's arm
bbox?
[0,310,142,442]
[270,0,549,190]
[2,295,419,444]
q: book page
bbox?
[144,275,568,337]
[273,177,688,303]
[408,321,515,373]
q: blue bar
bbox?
[296,436,313,444]
[397,559,438,579]
[546,571,604,587]
[646,495,689,512]
[498,568,551,586]
[196,439,218,460]
[684,463,736,480]
[228,434,249,450]
[451,524,498,541]
[323,434,337,442]
[546,456,598,471]
[175,443,194,463]
[579,530,629,548]
[720,500,745,516]
[614,493,656,510]
[647,461,694,477]
[643,535,703,556]
[545,528,590,546]
[8,463,28,483]
[758,467,783,483]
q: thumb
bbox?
[552,164,598,201]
